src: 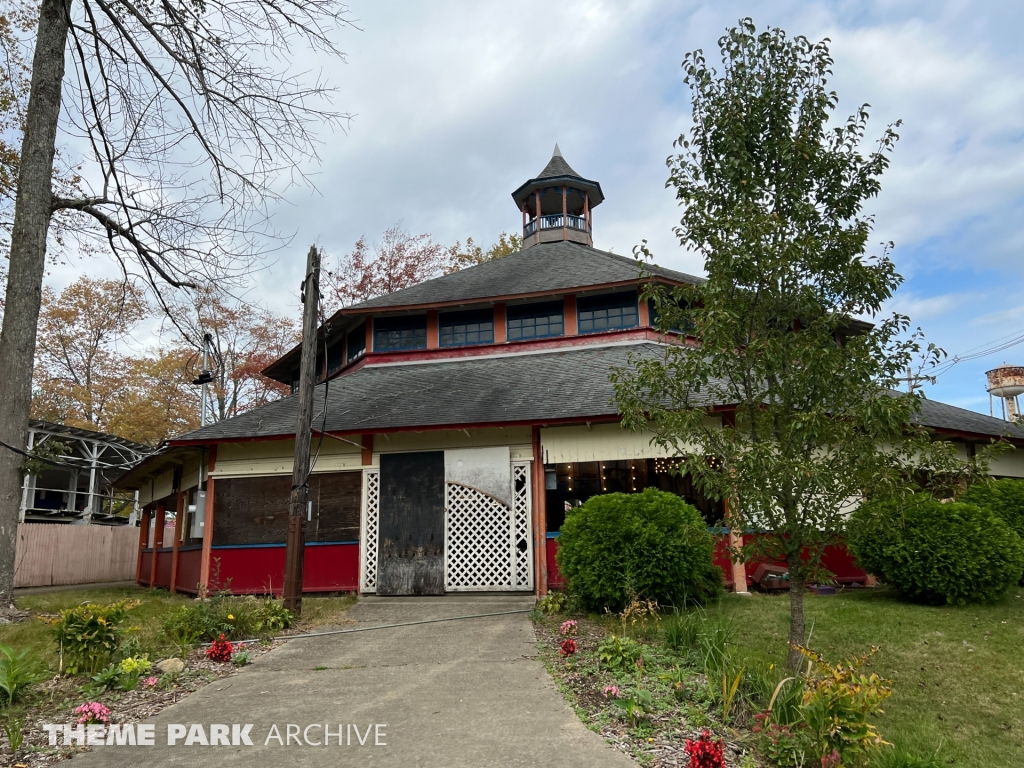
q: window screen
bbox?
[373,315,427,351]
[346,323,366,362]
[577,292,638,334]
[439,309,494,347]
[507,301,564,341]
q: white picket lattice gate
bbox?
[359,468,381,593]
[359,461,533,593]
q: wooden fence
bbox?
[14,523,138,588]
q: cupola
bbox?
[511,145,604,249]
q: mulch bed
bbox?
[0,640,279,767]
[533,615,759,768]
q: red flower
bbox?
[206,634,234,662]
[684,730,725,768]
[559,638,577,657]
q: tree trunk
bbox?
[786,549,806,671]
[0,0,72,608]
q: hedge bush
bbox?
[847,494,1024,605]
[960,478,1024,538]
[555,488,722,611]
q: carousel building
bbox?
[118,147,1024,598]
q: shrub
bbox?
[163,595,293,644]
[847,495,1024,605]
[555,489,723,612]
[52,600,139,675]
[961,479,1024,585]
[795,646,891,765]
[961,478,1024,537]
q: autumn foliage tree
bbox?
[171,288,298,421]
[33,277,147,429]
[323,225,522,314]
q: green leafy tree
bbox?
[612,20,942,670]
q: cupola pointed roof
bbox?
[535,143,580,179]
[511,145,604,209]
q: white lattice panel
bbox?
[445,483,514,590]
[360,469,380,592]
[512,463,534,589]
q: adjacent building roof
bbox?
[345,241,702,311]
[173,342,1024,444]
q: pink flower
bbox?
[559,638,577,657]
[559,620,578,637]
[821,750,841,768]
[142,676,159,689]
[74,702,111,725]
[603,685,620,699]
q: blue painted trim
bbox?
[546,531,561,539]
[211,541,358,550]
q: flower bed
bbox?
[533,613,754,767]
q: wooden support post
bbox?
[724,499,749,593]
[284,245,321,615]
[361,434,374,465]
[563,294,578,336]
[169,489,185,594]
[365,318,374,355]
[638,295,650,328]
[493,303,507,344]
[532,425,548,595]
[426,309,439,349]
[136,506,151,585]
[198,446,217,597]
[535,190,540,230]
[561,185,568,241]
[149,501,165,588]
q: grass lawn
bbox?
[1,586,192,669]
[0,585,358,672]
[715,585,1024,768]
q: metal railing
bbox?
[524,214,589,238]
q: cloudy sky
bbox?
[55,0,1024,415]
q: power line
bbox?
[930,328,1024,379]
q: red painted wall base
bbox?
[546,534,868,593]
[139,543,359,595]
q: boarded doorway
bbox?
[377,452,445,595]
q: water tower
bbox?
[986,365,1024,421]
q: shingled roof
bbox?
[536,143,581,179]
[345,241,702,311]
[174,341,1024,443]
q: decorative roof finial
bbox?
[552,143,562,158]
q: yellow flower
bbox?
[227,614,235,620]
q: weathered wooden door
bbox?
[376,452,445,595]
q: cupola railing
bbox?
[523,213,589,238]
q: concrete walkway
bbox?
[69,595,634,767]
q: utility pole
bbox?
[283,245,320,615]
